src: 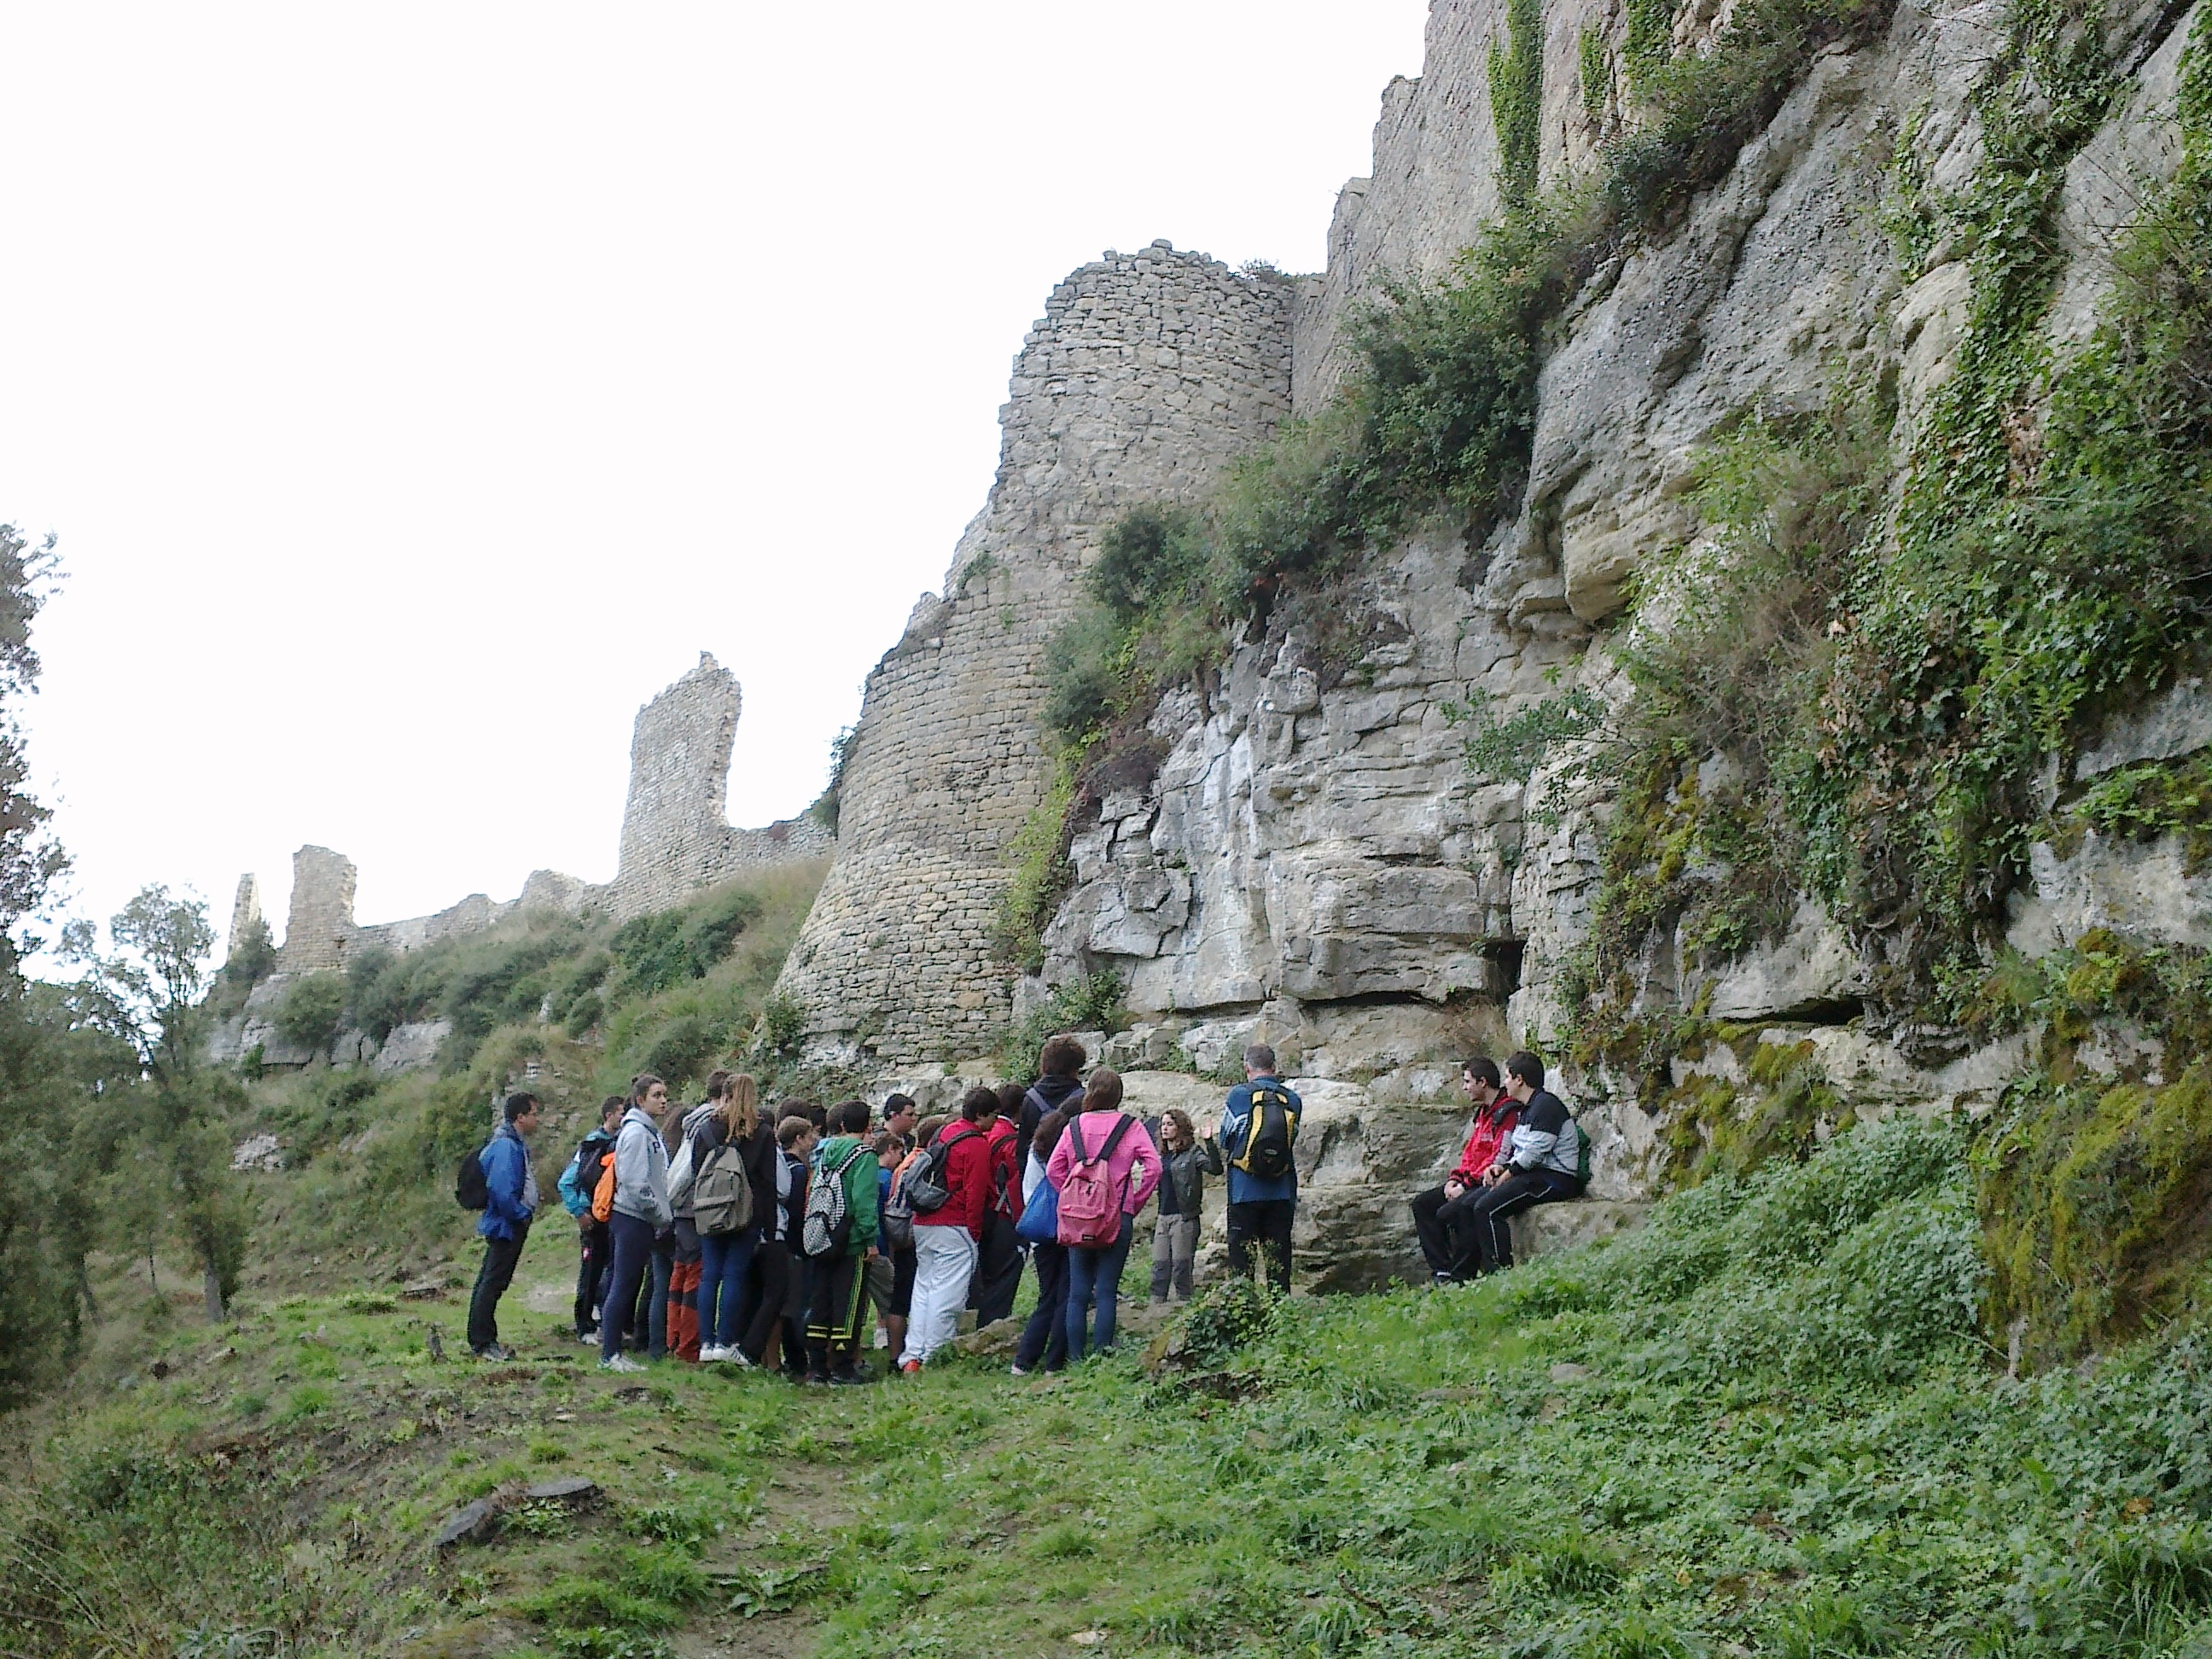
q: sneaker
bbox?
[802,1371,830,1388]
[698,1345,725,1363]
[1010,1365,1031,1377]
[576,1330,599,1346]
[473,1342,514,1361]
[899,1359,922,1376]
[599,1353,647,1374]
[830,1369,874,1387]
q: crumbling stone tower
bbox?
[775,242,1295,1065]
[613,654,743,915]
[280,845,361,974]
[225,874,264,964]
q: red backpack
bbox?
[1057,1114,1134,1248]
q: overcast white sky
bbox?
[0,3,1430,957]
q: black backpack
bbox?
[455,1142,491,1211]
[1233,1086,1299,1182]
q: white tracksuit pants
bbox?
[899,1225,979,1366]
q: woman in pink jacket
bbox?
[1044,1067,1161,1360]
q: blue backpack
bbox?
[1016,1163,1060,1244]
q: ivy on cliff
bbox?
[1489,0,1544,207]
[1572,0,2212,1049]
[1005,0,1902,969]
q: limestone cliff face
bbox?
[790,0,2206,1284]
[775,246,1294,1065]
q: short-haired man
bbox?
[599,1074,673,1373]
[1410,1058,1521,1284]
[1215,1043,1303,1294]
[1017,1035,1087,1172]
[469,1091,542,1360]
[557,1095,626,1342]
[1461,1051,1586,1275]
[882,1093,919,1148]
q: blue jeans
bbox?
[698,1228,758,1348]
[599,1213,655,1363]
[1064,1224,1134,1362]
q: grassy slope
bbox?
[9,1115,2212,1659]
[224,861,830,1302]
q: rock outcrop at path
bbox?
[781,0,2208,1284]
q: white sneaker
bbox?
[698,1345,725,1363]
[600,1353,646,1374]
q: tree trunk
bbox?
[202,1260,226,1324]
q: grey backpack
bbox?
[691,1138,754,1237]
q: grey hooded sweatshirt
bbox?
[611,1106,673,1228]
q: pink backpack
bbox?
[1056,1113,1135,1248]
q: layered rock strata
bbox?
[797,0,2208,1283]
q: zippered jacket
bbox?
[478,1119,538,1241]
[1450,1097,1522,1185]
[1154,1135,1223,1218]
[1220,1077,1303,1204]
[812,1134,881,1256]
[612,1107,673,1228]
[1493,1090,1582,1180]
[915,1121,993,1238]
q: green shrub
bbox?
[996,973,1126,1080]
[275,973,346,1055]
[608,885,761,1002]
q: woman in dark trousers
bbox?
[1012,1108,1074,1376]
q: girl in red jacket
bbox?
[898,1087,998,1372]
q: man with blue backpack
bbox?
[1216,1044,1301,1294]
[467,1091,541,1360]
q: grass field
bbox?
[8,1114,2212,1658]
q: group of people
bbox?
[463,1035,1586,1377]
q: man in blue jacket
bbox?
[1214,1043,1302,1294]
[469,1091,542,1360]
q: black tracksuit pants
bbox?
[1463,1170,1582,1272]
[970,1214,1024,1326]
[573,1220,610,1336]
[1411,1185,1493,1279]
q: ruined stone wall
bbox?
[775,242,1295,1065]
[259,654,828,978]
[598,654,834,923]
[225,875,263,963]
[278,846,362,974]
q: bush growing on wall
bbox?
[275,972,346,1056]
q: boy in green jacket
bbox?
[804,1099,882,1386]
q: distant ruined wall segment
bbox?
[774,242,1294,1066]
[251,655,829,978]
[601,653,832,921]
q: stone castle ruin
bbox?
[770,0,2209,1284]
[217,654,829,1066]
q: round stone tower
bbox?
[776,241,1293,1066]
